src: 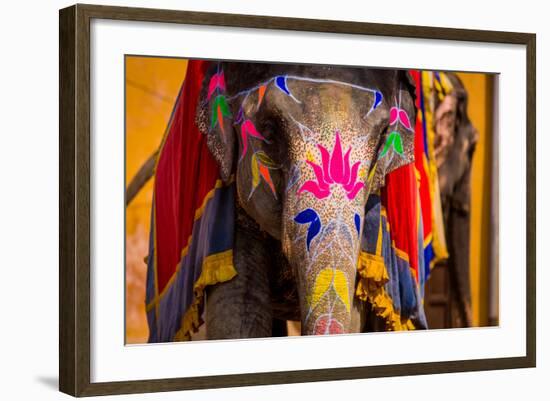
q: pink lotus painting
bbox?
[298,131,365,200]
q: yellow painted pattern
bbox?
[310,268,351,312]
[306,149,316,163]
[333,269,351,312]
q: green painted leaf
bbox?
[379,131,404,157]
[379,133,393,157]
[210,95,232,129]
[210,108,218,129]
[391,131,404,154]
[213,95,232,117]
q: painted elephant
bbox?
[195,62,421,338]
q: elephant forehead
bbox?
[275,81,386,162]
[290,81,378,121]
[297,83,355,112]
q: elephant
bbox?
[194,61,422,338]
[432,73,479,326]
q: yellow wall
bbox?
[125,56,187,344]
[125,56,188,235]
[456,73,494,327]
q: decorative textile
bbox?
[356,192,427,330]
[423,71,451,265]
[409,69,434,278]
[145,60,237,342]
[408,70,451,276]
[382,164,420,281]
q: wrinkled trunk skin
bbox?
[283,198,362,334]
[281,131,369,335]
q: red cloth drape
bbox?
[153,60,219,292]
[382,164,420,281]
[409,70,433,250]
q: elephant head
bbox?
[197,62,416,335]
[432,73,479,214]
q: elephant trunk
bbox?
[282,190,363,335]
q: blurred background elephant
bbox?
[428,73,479,327]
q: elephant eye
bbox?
[260,120,279,141]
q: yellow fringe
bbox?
[173,250,237,341]
[146,176,235,313]
[356,251,415,331]
[355,252,388,301]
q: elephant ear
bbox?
[196,64,236,183]
[370,70,416,192]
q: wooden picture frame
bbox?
[59,3,536,397]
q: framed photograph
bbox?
[59,3,536,397]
